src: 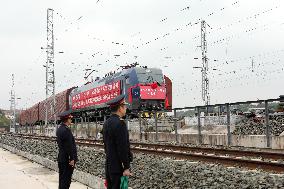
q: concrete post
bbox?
[139,113,142,141]
[43,121,45,135]
[39,122,41,134]
[80,117,84,137]
[83,117,87,138]
[155,111,158,142]
[95,117,98,140]
[41,122,43,134]
[74,118,77,136]
[197,107,202,144]
[87,117,90,138]
[226,103,231,146]
[174,109,178,143]
[15,122,18,134]
[265,100,271,148]
[218,106,221,125]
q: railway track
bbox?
[3,133,284,173]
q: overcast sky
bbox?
[1,0,284,110]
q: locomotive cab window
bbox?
[126,77,130,85]
[137,73,164,84]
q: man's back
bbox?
[56,123,78,163]
[103,114,130,174]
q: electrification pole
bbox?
[201,20,210,106]
[45,8,56,129]
[10,74,16,132]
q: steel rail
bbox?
[3,134,284,173]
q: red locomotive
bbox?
[20,66,172,126]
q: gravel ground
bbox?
[1,134,284,189]
[232,117,284,136]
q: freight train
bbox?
[20,66,172,126]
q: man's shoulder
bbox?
[58,124,67,130]
[106,115,121,124]
[104,115,125,131]
[57,124,69,135]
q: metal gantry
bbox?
[45,8,56,128]
[201,20,210,106]
[10,74,16,132]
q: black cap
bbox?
[58,110,73,120]
[106,94,128,107]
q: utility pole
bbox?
[45,8,56,129]
[10,74,16,133]
[201,20,210,106]
[251,58,254,72]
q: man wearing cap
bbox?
[56,111,78,189]
[103,94,133,189]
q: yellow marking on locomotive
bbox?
[140,112,165,118]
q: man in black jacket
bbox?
[103,94,133,189]
[56,111,78,189]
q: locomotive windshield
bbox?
[136,68,164,84]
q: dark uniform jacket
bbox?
[103,114,132,174]
[56,123,78,163]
